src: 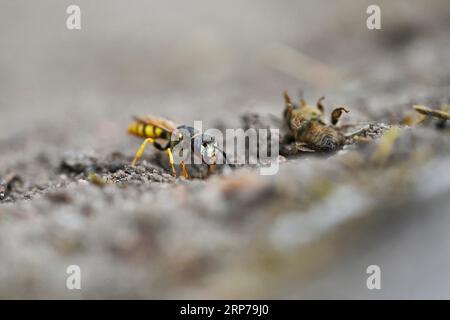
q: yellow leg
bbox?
[166,148,177,177]
[208,163,216,176]
[132,138,155,166]
[181,160,189,179]
[208,157,217,176]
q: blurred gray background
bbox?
[1,0,449,150]
[0,0,450,299]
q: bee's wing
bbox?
[133,116,177,134]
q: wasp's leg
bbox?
[208,163,216,176]
[132,138,156,167]
[166,148,177,177]
[317,96,325,114]
[181,160,189,179]
[331,107,350,125]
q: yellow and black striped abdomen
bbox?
[128,121,168,139]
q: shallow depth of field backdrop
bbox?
[0,0,450,298]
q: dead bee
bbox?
[283,91,349,152]
[128,116,226,178]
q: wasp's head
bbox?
[175,125,227,167]
[196,133,218,165]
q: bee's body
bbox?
[283,91,348,152]
[128,116,222,178]
[295,121,344,152]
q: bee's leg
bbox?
[181,160,189,179]
[353,135,371,143]
[331,107,350,125]
[166,148,177,177]
[283,90,293,108]
[298,90,307,107]
[295,142,315,152]
[283,91,295,121]
[317,96,325,114]
[132,138,155,167]
[282,141,315,155]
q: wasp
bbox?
[128,116,225,178]
[282,91,349,152]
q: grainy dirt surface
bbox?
[0,0,449,298]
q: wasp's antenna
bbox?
[191,132,202,140]
[214,146,230,166]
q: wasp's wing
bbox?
[133,116,177,134]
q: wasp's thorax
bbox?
[174,125,219,165]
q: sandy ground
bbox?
[0,0,450,298]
